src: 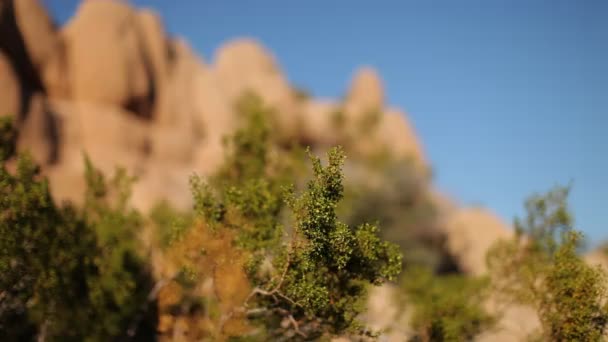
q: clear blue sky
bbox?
[45,0,607,245]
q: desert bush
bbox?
[161,95,402,340]
[487,186,608,341]
[342,159,449,272]
[400,267,494,342]
[0,116,155,340]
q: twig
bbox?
[288,314,306,337]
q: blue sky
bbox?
[45,1,607,245]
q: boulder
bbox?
[43,99,152,204]
[48,99,151,176]
[190,65,235,175]
[584,248,608,272]
[62,0,153,116]
[301,99,341,147]
[344,66,384,121]
[378,108,426,164]
[364,284,411,341]
[151,39,205,164]
[13,0,58,70]
[16,93,58,164]
[0,0,43,94]
[478,302,540,342]
[136,9,169,105]
[214,38,298,138]
[13,0,67,97]
[131,166,194,213]
[0,50,20,117]
[442,207,513,275]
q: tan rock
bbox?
[344,66,384,120]
[443,207,513,275]
[63,0,152,116]
[377,108,426,165]
[214,38,298,138]
[136,9,169,99]
[43,99,152,204]
[478,302,540,342]
[131,166,193,213]
[13,0,57,69]
[151,39,205,163]
[48,99,151,176]
[364,284,412,341]
[0,50,20,117]
[584,248,608,272]
[301,99,341,147]
[16,93,58,165]
[13,0,67,97]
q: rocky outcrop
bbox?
[13,0,67,98]
[16,93,57,164]
[378,108,425,164]
[0,51,20,117]
[345,67,384,117]
[63,0,154,117]
[1,0,517,284]
[214,38,299,139]
[442,207,513,275]
[585,248,608,272]
[150,39,202,164]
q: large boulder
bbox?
[442,207,513,275]
[344,66,384,120]
[44,99,152,204]
[301,99,341,147]
[13,0,67,98]
[16,93,58,164]
[151,39,205,164]
[378,108,426,164]
[62,0,153,116]
[0,50,20,117]
[191,64,236,175]
[49,99,151,175]
[136,9,170,108]
[478,302,540,342]
[214,38,298,138]
[584,248,608,272]
[131,166,194,213]
[13,0,58,70]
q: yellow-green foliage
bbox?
[158,221,253,340]
[400,267,494,342]
[487,186,608,341]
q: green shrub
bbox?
[251,147,402,338]
[343,159,448,272]
[0,140,155,340]
[0,116,17,161]
[487,186,608,341]
[400,267,494,342]
[183,97,402,339]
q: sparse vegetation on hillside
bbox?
[487,186,608,341]
[400,267,494,342]
[0,145,155,339]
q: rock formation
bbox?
[0,0,516,275]
[1,1,545,339]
